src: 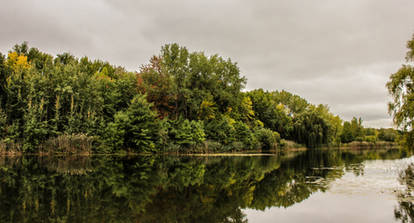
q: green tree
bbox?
[378,128,398,142]
[204,115,236,146]
[387,34,414,131]
[341,121,354,143]
[247,89,293,139]
[272,90,309,114]
[22,100,50,152]
[340,117,364,143]
[0,53,8,109]
[106,94,161,153]
[167,119,206,149]
[158,43,246,120]
[292,109,330,148]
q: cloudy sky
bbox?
[1,0,414,128]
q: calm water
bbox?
[0,149,413,223]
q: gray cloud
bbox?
[2,0,414,128]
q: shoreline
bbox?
[0,143,401,157]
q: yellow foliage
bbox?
[276,103,285,111]
[242,185,256,206]
[276,103,290,115]
[223,115,235,124]
[199,99,217,120]
[200,100,215,109]
[241,96,255,119]
[7,52,31,73]
[254,120,264,128]
[94,72,113,82]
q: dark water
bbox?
[0,149,413,223]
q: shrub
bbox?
[234,121,259,150]
[355,136,364,142]
[167,119,206,149]
[204,115,236,145]
[203,140,222,152]
[364,135,377,143]
[230,141,245,151]
[378,129,398,142]
[254,127,279,150]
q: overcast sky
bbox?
[1,0,414,128]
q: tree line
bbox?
[0,42,399,153]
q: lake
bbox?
[0,148,413,222]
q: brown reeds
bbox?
[40,134,95,154]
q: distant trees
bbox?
[247,89,343,148]
[339,117,400,144]
[341,117,364,143]
[378,128,398,142]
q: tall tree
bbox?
[387,34,414,130]
[0,53,8,109]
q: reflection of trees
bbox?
[394,164,414,223]
[251,150,345,209]
[0,148,409,223]
[0,156,278,223]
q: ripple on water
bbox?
[327,156,414,197]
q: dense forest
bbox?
[0,42,400,154]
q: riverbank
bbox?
[0,143,402,157]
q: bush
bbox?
[254,127,280,150]
[230,141,245,151]
[204,115,236,145]
[378,128,398,142]
[203,140,222,152]
[355,136,364,142]
[234,121,259,150]
[167,119,206,149]
[364,135,377,143]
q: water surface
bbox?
[0,148,413,222]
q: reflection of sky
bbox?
[244,156,414,223]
